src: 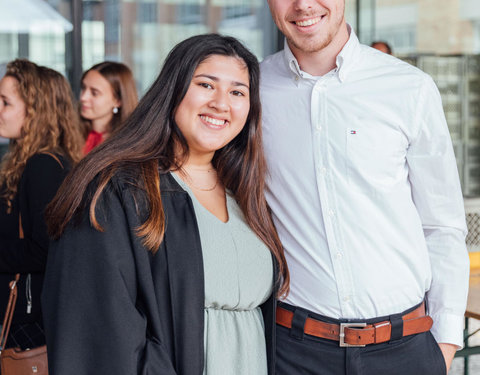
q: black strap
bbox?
[290,307,309,340]
[389,314,404,342]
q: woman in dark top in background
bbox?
[0,59,83,349]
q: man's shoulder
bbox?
[260,50,292,95]
[261,50,284,67]
[357,44,428,80]
[260,50,289,80]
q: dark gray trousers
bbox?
[276,303,447,375]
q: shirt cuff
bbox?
[430,313,465,349]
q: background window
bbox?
[81,0,276,95]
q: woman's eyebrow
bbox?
[194,74,249,89]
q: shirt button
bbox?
[336,252,343,260]
[294,75,299,81]
[328,209,335,217]
[343,296,350,302]
[320,167,327,175]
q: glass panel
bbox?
[81,0,276,95]
[0,0,73,74]
[356,0,480,56]
[345,0,358,32]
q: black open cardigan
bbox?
[42,172,277,375]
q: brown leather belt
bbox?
[276,302,433,347]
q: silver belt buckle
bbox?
[339,322,367,347]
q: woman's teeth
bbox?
[201,115,226,126]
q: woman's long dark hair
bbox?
[47,34,289,297]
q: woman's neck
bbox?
[178,160,218,193]
[91,118,111,134]
[181,150,215,170]
[182,161,214,172]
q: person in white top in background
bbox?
[260,0,469,373]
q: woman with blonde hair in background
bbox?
[80,61,138,154]
[0,59,82,349]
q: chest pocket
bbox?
[345,123,407,194]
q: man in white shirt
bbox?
[260,0,469,373]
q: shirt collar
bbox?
[282,24,361,84]
[283,40,304,83]
[335,25,360,82]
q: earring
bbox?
[113,107,119,114]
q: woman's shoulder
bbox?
[159,171,186,194]
[20,153,70,187]
[79,171,141,224]
[83,168,187,213]
[108,166,145,195]
[25,152,70,171]
[99,167,150,210]
[109,168,185,195]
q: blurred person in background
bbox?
[371,41,393,55]
[0,59,82,350]
[80,61,138,155]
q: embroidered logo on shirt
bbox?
[350,130,357,134]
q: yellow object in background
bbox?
[469,251,480,269]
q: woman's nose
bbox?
[208,91,229,112]
[79,90,89,102]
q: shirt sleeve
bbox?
[42,182,177,375]
[0,154,68,273]
[406,74,469,348]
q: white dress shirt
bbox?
[260,29,469,347]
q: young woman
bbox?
[80,61,138,154]
[0,59,82,349]
[44,34,289,375]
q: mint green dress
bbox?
[171,173,273,375]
